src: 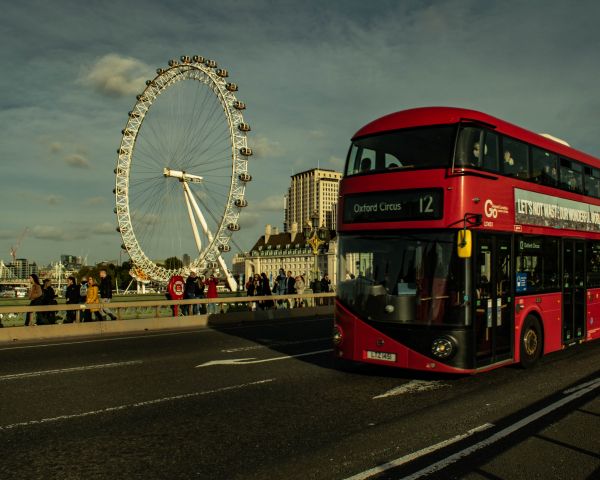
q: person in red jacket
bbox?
[206,274,219,315]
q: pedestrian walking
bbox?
[285,270,296,308]
[99,269,117,320]
[183,271,199,315]
[79,276,88,303]
[25,273,43,326]
[39,279,58,324]
[274,268,287,309]
[64,276,80,323]
[205,274,219,315]
[84,277,103,322]
[260,272,274,309]
[246,274,258,310]
[320,273,332,305]
[294,274,306,308]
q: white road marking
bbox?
[221,337,331,353]
[373,380,449,399]
[343,424,494,480]
[563,377,600,394]
[0,360,143,381]
[349,377,600,480]
[0,378,275,431]
[195,348,333,368]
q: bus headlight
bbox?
[333,325,343,346]
[431,337,456,359]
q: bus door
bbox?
[474,234,513,366]
[562,240,586,343]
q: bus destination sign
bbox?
[343,189,443,223]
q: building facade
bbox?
[284,168,342,232]
[234,224,337,290]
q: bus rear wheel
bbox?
[520,315,542,368]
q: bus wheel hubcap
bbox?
[524,329,538,356]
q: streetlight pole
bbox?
[307,211,324,303]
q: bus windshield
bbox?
[337,232,466,326]
[345,125,456,176]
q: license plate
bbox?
[366,350,396,362]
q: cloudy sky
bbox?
[1,0,599,267]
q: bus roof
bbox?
[352,106,600,167]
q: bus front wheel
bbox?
[520,315,543,368]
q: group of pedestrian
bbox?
[24,273,58,325]
[25,269,117,326]
[245,272,273,310]
[245,269,312,310]
[181,271,220,316]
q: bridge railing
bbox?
[0,292,336,328]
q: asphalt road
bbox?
[0,316,598,479]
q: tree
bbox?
[164,256,183,270]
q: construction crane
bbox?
[10,228,29,263]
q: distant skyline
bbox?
[2,0,600,265]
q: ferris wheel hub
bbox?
[163,167,203,183]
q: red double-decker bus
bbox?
[333,106,600,373]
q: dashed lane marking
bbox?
[343,424,494,480]
[0,360,143,381]
[0,378,276,430]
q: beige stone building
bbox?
[233,223,337,290]
[284,168,342,232]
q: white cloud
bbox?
[49,142,62,154]
[45,195,63,206]
[85,196,107,206]
[79,53,152,97]
[250,135,285,158]
[237,211,260,229]
[65,154,91,169]
[31,225,66,241]
[254,195,285,212]
[92,222,116,235]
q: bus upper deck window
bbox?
[455,127,483,167]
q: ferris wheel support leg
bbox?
[183,183,237,291]
[183,182,213,242]
[217,254,238,291]
[183,187,203,253]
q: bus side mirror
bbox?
[457,230,472,258]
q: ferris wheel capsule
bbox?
[192,55,205,63]
[238,173,252,182]
[204,59,217,68]
[216,69,228,78]
[168,59,178,67]
[227,223,240,231]
[238,123,251,132]
[218,245,231,252]
[226,83,238,92]
[239,147,253,156]
[233,101,246,110]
